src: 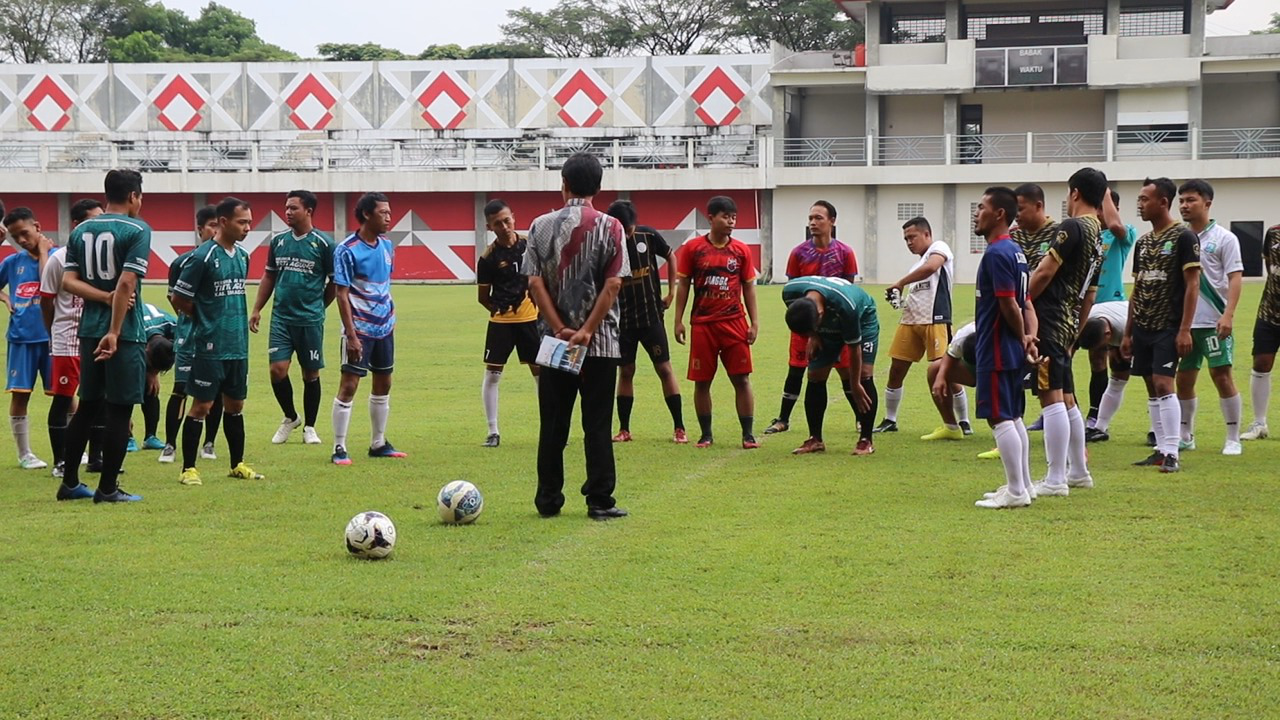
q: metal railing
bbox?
[1199,127,1280,160]
[877,135,947,166]
[1031,131,1107,163]
[953,133,1025,164]
[781,136,867,167]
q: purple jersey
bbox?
[786,239,858,280]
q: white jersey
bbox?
[900,240,954,325]
[947,321,976,361]
[1192,222,1243,329]
[1088,300,1128,348]
[38,247,81,357]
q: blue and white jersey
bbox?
[334,233,395,339]
[0,250,51,344]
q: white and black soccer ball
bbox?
[345,511,397,559]
[437,481,484,525]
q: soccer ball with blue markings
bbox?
[345,511,397,559]
[437,481,484,525]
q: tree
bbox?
[728,0,864,52]
[416,43,466,60]
[460,42,544,59]
[318,42,408,61]
[1253,12,1280,34]
[502,0,636,57]
[0,0,67,62]
[617,0,730,56]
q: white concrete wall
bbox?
[1202,77,1280,129]
[771,186,867,279]
[959,89,1105,135]
[867,40,976,93]
[874,185,947,283]
[1116,87,1189,125]
[797,89,868,137]
[883,95,944,136]
[1117,35,1192,60]
[1088,34,1200,88]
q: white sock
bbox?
[332,398,353,450]
[483,369,502,435]
[1095,377,1128,432]
[1179,396,1197,442]
[1251,371,1271,425]
[1158,394,1181,457]
[1147,398,1164,452]
[993,420,1025,495]
[952,388,969,425]
[1015,417,1032,491]
[10,415,30,458]
[1066,404,1089,480]
[1041,402,1069,486]
[884,387,903,422]
[369,395,390,449]
[532,373,540,391]
[1221,393,1242,443]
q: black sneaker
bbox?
[762,418,788,435]
[873,420,898,433]
[1146,431,1157,447]
[1133,451,1165,467]
[56,482,94,501]
[93,488,142,503]
[587,505,628,520]
[86,459,102,473]
[959,420,973,436]
[483,433,500,448]
[1159,454,1181,473]
[1085,427,1110,443]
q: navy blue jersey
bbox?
[975,236,1029,373]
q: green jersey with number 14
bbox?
[64,213,152,343]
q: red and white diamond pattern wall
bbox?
[247,64,375,131]
[380,60,509,131]
[112,66,243,132]
[514,59,646,129]
[652,55,771,127]
[0,66,110,132]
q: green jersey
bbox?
[173,240,250,360]
[64,213,152,343]
[142,302,177,340]
[265,229,335,325]
[169,249,194,355]
[781,276,879,346]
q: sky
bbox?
[164,0,1275,57]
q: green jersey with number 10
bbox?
[64,213,152,343]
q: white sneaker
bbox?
[1222,440,1243,456]
[19,453,48,470]
[1179,436,1196,451]
[158,445,176,463]
[976,486,1031,509]
[302,426,322,445]
[1031,480,1069,497]
[1241,422,1268,440]
[983,483,1036,501]
[80,453,89,465]
[271,417,302,444]
[1066,474,1094,489]
[52,461,64,478]
[202,442,217,460]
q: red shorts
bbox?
[51,355,80,397]
[788,332,851,369]
[689,316,753,382]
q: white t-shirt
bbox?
[38,247,81,357]
[900,240,954,325]
[947,321,976,360]
[1088,300,1129,348]
[1192,222,1243,329]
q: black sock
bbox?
[617,395,634,432]
[60,399,100,489]
[182,416,204,469]
[205,399,223,445]
[272,377,297,422]
[697,414,713,439]
[804,380,827,441]
[778,366,804,423]
[1088,369,1107,420]
[666,393,684,430]
[303,378,322,427]
[165,389,186,446]
[88,403,105,464]
[47,395,73,465]
[224,412,245,468]
[142,394,160,438]
[739,415,754,439]
[98,403,134,495]
[857,377,879,441]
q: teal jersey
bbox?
[172,240,250,360]
[64,213,152,343]
[782,276,879,345]
[1097,224,1136,303]
[141,302,177,340]
[169,249,194,355]
[265,229,334,325]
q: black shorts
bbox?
[620,323,671,366]
[484,321,539,366]
[1253,319,1280,357]
[1131,327,1178,378]
[1034,341,1075,395]
[342,332,394,377]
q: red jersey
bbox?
[677,234,756,324]
[786,238,858,280]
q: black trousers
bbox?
[536,357,618,514]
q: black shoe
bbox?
[483,433,500,448]
[1133,451,1165,467]
[86,460,102,473]
[873,420,898,433]
[588,505,628,520]
[537,507,561,518]
[1159,454,1181,473]
[56,482,95,501]
[1085,427,1110,443]
[93,488,142,503]
[959,420,973,436]
[1146,431,1157,447]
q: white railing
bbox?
[1199,128,1280,160]
[780,136,867,167]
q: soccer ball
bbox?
[437,481,484,525]
[345,511,397,559]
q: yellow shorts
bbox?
[889,323,950,363]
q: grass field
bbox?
[1,282,1277,719]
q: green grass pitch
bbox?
[1,283,1276,718]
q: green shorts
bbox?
[174,351,193,385]
[1178,328,1234,371]
[188,357,249,403]
[78,338,146,405]
[269,320,324,370]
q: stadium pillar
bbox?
[942,184,958,274]
[473,193,487,263]
[1105,0,1120,34]
[863,186,879,282]
[333,193,347,238]
[759,190,774,284]
[56,193,69,244]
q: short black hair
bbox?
[784,296,820,335]
[3,207,35,227]
[216,196,250,219]
[1143,177,1177,208]
[146,334,175,374]
[70,199,101,225]
[1014,183,1045,204]
[561,153,603,197]
[902,216,931,234]
[1077,316,1109,352]
[287,189,318,212]
[1068,167,1108,208]
[103,169,143,204]
[483,199,509,219]
[961,333,977,367]
[355,192,389,224]
[1178,178,1214,201]
[1110,189,1120,207]
[196,205,217,227]
[606,199,637,229]
[811,200,837,220]
[983,187,1018,227]
[708,196,737,217]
